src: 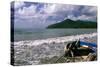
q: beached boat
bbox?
[55,39,97,63]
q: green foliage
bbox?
[47,19,97,28]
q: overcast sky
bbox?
[11,1,97,29]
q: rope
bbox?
[55,54,65,63]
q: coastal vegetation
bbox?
[47,19,97,28]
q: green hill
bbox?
[47,19,97,28]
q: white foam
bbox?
[14,32,97,46]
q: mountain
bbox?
[47,19,97,28]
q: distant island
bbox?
[47,19,97,28]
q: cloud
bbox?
[41,4,56,14]
[14,1,25,9]
[12,2,97,28]
[18,5,36,15]
[81,6,97,16]
[77,15,96,21]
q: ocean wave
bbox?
[14,32,97,46]
[13,32,97,65]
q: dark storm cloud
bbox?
[12,1,97,28]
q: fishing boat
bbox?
[55,39,97,63]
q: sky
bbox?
[11,1,97,29]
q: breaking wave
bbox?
[14,32,97,46]
[13,32,97,65]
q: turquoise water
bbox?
[14,29,97,41]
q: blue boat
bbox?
[80,41,97,52]
[63,39,97,61]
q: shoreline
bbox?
[12,32,97,65]
[14,32,97,46]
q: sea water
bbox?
[14,29,97,41]
[12,29,97,65]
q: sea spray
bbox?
[13,32,97,65]
[14,32,97,46]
